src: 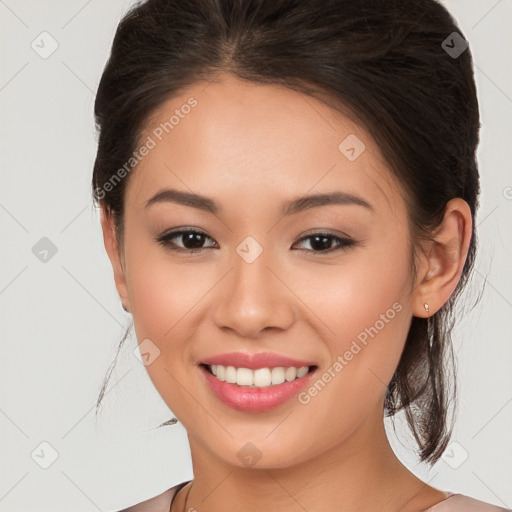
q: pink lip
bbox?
[200,352,316,370]
[199,361,317,413]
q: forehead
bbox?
[128,73,404,218]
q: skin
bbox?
[101,73,472,512]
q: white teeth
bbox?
[236,367,254,386]
[225,365,237,383]
[297,366,309,378]
[207,364,310,387]
[271,367,285,385]
[253,368,272,387]
[284,367,297,381]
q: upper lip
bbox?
[200,352,316,370]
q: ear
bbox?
[412,198,473,318]
[100,207,130,313]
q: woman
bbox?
[92,0,510,511]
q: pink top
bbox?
[422,494,511,511]
[116,483,512,512]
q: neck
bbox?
[180,404,447,512]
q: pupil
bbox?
[311,235,331,251]
[184,233,205,249]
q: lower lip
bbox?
[199,365,316,412]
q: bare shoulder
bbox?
[425,494,512,512]
[114,484,181,512]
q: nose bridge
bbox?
[230,234,275,302]
[212,234,294,336]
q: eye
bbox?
[155,228,218,253]
[156,228,356,255]
[292,231,356,254]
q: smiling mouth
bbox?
[201,363,317,388]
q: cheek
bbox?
[301,237,413,396]
[123,228,203,361]
[124,243,209,412]
[301,241,412,348]
[288,245,413,445]
[124,216,200,322]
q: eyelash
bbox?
[155,228,357,255]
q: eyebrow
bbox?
[145,187,374,215]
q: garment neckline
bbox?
[422,493,458,511]
[169,482,457,512]
[169,480,192,511]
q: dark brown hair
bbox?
[92,0,480,465]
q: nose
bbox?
[211,243,296,339]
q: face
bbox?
[108,73,420,470]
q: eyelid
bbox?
[292,231,356,253]
[155,227,217,252]
[297,227,352,240]
[155,227,357,254]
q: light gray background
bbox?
[0,1,511,511]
